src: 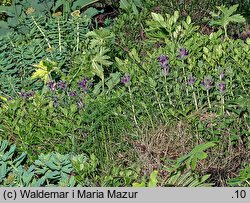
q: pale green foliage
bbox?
[0,9,90,97]
[146,11,199,44]
[72,154,99,186]
[34,153,75,186]
[209,4,245,38]
[31,59,59,84]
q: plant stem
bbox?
[128,85,138,126]
[192,86,198,111]
[76,21,79,52]
[57,19,62,53]
[154,89,166,121]
[224,25,228,39]
[31,16,52,49]
[141,102,155,130]
[221,95,225,115]
[207,90,211,109]
[182,66,189,96]
[164,75,172,105]
[101,122,109,161]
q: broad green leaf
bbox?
[120,0,129,10]
[151,12,164,23]
[186,16,191,25]
[133,182,146,187]
[148,170,158,187]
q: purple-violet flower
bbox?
[179,48,188,58]
[121,74,131,84]
[157,54,170,76]
[57,81,66,90]
[187,75,196,86]
[20,91,36,99]
[78,78,88,90]
[201,77,213,90]
[69,91,77,97]
[219,71,225,80]
[46,81,57,92]
[218,83,226,93]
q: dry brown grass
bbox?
[120,119,250,186]
[130,121,199,176]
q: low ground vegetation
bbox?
[0,0,249,187]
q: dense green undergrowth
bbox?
[0,0,250,187]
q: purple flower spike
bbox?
[57,81,66,90]
[157,54,169,68]
[157,54,171,76]
[162,66,170,76]
[78,78,88,90]
[179,48,188,58]
[121,74,131,84]
[218,83,226,93]
[46,81,57,92]
[219,71,225,80]
[20,91,36,99]
[202,77,213,90]
[53,100,58,107]
[69,91,77,97]
[187,76,196,86]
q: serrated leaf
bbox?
[228,14,245,23]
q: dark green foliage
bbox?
[0,0,101,34]
[0,11,90,97]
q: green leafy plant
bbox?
[171,142,216,171]
[0,0,101,35]
[31,59,60,85]
[71,154,99,186]
[164,171,212,187]
[34,153,75,186]
[0,140,26,183]
[133,170,158,187]
[119,0,143,15]
[209,4,245,38]
[228,165,250,187]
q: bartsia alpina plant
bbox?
[187,75,196,86]
[57,81,67,90]
[218,83,226,93]
[121,74,131,84]
[202,76,213,108]
[69,91,77,97]
[78,78,88,91]
[157,54,170,76]
[47,81,57,92]
[179,48,188,58]
[201,77,213,90]
[20,91,36,99]
[187,76,198,110]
